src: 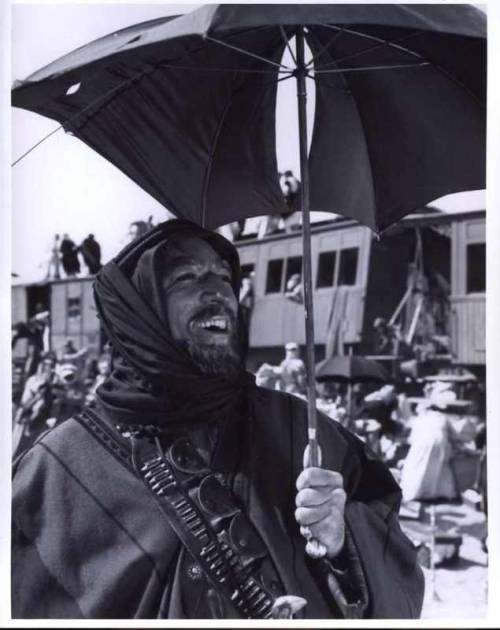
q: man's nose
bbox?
[199,275,231,301]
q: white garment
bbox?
[400,409,457,502]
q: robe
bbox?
[12,385,424,619]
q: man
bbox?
[80,233,102,275]
[45,233,61,280]
[275,342,307,396]
[12,220,423,619]
[238,271,254,332]
[59,233,80,277]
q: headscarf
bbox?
[93,219,253,434]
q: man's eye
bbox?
[175,272,196,282]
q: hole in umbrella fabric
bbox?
[65,82,81,96]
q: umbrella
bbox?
[315,355,388,383]
[316,354,388,421]
[12,5,486,470]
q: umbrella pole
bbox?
[295,27,319,467]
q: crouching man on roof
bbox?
[12,220,424,620]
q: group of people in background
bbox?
[41,169,300,283]
[253,340,487,557]
[46,233,102,279]
[11,324,487,562]
[44,216,157,281]
[12,339,111,458]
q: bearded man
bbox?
[12,220,423,620]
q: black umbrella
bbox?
[316,355,388,424]
[316,355,388,383]
[12,4,486,470]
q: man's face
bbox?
[163,237,242,376]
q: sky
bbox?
[11,3,486,283]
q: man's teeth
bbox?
[197,317,228,331]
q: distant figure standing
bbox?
[400,387,459,502]
[239,272,254,331]
[46,234,61,280]
[279,171,302,232]
[80,234,102,275]
[60,234,80,277]
[280,170,301,210]
[276,342,306,396]
[285,273,303,304]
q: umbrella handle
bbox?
[303,441,322,468]
[302,443,328,559]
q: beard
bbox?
[184,332,243,378]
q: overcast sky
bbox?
[11,2,486,283]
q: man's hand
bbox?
[295,467,346,559]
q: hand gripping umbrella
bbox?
[12,4,486,483]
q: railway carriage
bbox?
[11,209,486,374]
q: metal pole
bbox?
[295,27,319,467]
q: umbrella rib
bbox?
[11,124,64,167]
[279,25,297,65]
[200,95,234,228]
[314,27,484,107]
[315,61,430,75]
[314,26,424,70]
[158,62,289,74]
[204,35,291,71]
[305,27,345,69]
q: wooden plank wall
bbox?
[451,218,485,365]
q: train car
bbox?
[11,209,485,374]
[450,215,486,368]
[234,209,485,372]
[12,276,101,359]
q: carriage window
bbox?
[67,297,81,318]
[467,242,485,293]
[285,256,302,289]
[338,248,358,286]
[316,251,337,288]
[265,259,284,293]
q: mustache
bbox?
[190,302,237,325]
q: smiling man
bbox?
[12,220,424,620]
[162,236,243,377]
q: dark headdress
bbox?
[93,219,252,434]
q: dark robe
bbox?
[12,386,424,619]
[80,237,102,274]
[59,238,80,275]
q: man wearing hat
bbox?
[12,220,423,619]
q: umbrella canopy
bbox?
[316,355,388,383]
[12,4,486,232]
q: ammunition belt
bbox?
[76,409,280,619]
[140,450,276,618]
